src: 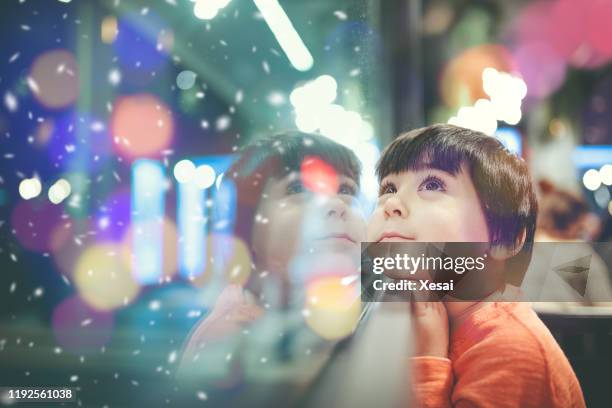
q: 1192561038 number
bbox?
[1,387,75,402]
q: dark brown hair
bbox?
[221,131,362,250]
[376,124,538,249]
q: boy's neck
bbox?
[444,289,505,332]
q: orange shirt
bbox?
[412,302,585,408]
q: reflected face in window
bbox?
[251,171,366,275]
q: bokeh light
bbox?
[96,189,131,241]
[156,29,174,53]
[34,119,55,146]
[514,42,566,100]
[300,156,339,196]
[52,295,114,355]
[29,49,79,109]
[583,169,602,191]
[50,221,84,278]
[194,164,216,189]
[101,16,118,44]
[48,178,71,205]
[600,164,612,186]
[176,70,197,90]
[440,44,515,107]
[74,242,141,311]
[110,94,174,160]
[121,217,179,282]
[11,199,64,252]
[303,275,361,340]
[586,0,612,58]
[18,177,42,200]
[173,159,196,184]
[190,234,252,288]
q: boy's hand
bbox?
[410,299,449,358]
[183,285,264,354]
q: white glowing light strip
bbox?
[178,180,206,278]
[132,160,165,284]
[253,0,313,71]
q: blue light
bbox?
[131,160,166,284]
[494,127,522,156]
[573,145,612,169]
[178,155,235,279]
[177,181,206,279]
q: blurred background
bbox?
[1,0,611,406]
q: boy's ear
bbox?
[488,228,527,261]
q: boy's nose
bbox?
[383,196,408,219]
[324,197,347,220]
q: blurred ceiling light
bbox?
[600,164,612,186]
[194,0,231,20]
[19,177,42,200]
[291,76,337,109]
[253,0,313,71]
[194,164,216,189]
[448,99,497,136]
[449,68,527,134]
[173,159,196,184]
[291,75,372,149]
[583,169,602,191]
[440,44,514,107]
[48,178,72,205]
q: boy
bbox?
[177,131,366,404]
[367,124,585,407]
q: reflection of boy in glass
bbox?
[367,124,585,407]
[178,132,366,396]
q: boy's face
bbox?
[367,164,490,243]
[251,171,366,275]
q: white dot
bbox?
[19,177,42,200]
[599,164,612,186]
[216,115,231,131]
[176,70,197,90]
[48,178,71,204]
[194,165,216,189]
[108,69,121,86]
[583,169,602,191]
[194,0,219,20]
[173,159,196,184]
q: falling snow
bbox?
[334,10,348,20]
[4,92,18,112]
[216,115,231,131]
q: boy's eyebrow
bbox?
[414,164,457,176]
[382,164,458,179]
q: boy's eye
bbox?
[379,181,397,196]
[419,175,446,192]
[286,180,306,195]
[338,183,357,196]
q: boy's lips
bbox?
[376,232,416,242]
[317,233,357,244]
